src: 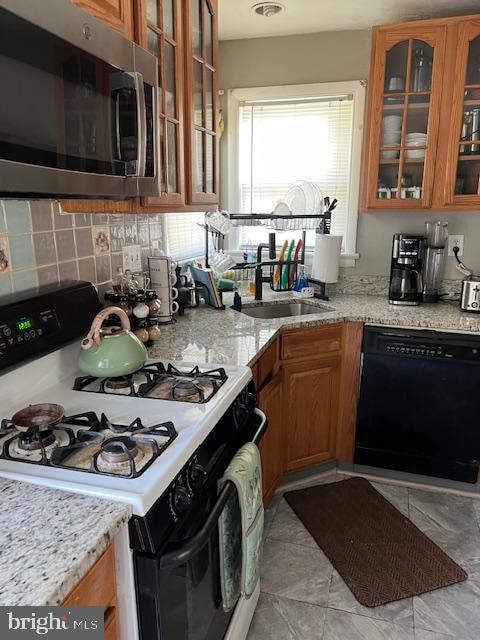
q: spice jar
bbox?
[147,319,162,341]
[133,293,149,319]
[134,322,149,344]
[118,294,133,317]
[103,292,120,308]
[146,290,162,316]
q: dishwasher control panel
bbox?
[364,326,480,362]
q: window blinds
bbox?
[162,212,205,261]
[238,96,354,247]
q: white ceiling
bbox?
[219,0,480,40]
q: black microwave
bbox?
[0,0,160,199]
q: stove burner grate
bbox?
[48,412,178,478]
[73,363,228,403]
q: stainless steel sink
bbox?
[236,302,332,319]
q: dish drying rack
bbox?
[228,212,333,300]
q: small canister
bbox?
[147,318,162,341]
[146,290,162,316]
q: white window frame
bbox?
[224,81,365,266]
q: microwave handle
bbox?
[132,72,147,177]
[159,408,267,571]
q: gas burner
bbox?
[72,362,228,403]
[100,436,139,464]
[47,412,178,478]
[19,429,56,451]
[102,376,135,395]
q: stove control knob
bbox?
[172,485,192,514]
[189,464,207,491]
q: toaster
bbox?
[460,278,480,312]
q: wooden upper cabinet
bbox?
[72,0,133,40]
[137,0,186,208]
[183,0,219,206]
[363,23,447,210]
[440,19,480,208]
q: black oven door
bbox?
[134,409,267,640]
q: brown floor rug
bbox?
[284,477,467,607]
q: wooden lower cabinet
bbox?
[258,371,284,503]
[282,356,341,471]
[62,543,118,640]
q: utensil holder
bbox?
[269,261,298,293]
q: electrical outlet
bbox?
[122,245,142,272]
[447,235,464,257]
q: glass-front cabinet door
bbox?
[443,20,480,207]
[363,25,446,209]
[184,0,219,206]
[140,0,185,207]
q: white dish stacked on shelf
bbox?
[381,115,402,160]
[405,132,427,160]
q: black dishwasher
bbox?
[355,326,480,483]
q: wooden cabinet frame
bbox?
[362,13,480,213]
[362,22,447,211]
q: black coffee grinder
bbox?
[388,234,424,306]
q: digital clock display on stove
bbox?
[16,319,33,332]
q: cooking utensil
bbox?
[289,238,303,287]
[281,239,296,289]
[11,403,65,432]
[79,307,148,377]
[273,240,288,287]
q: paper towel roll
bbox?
[311,234,343,283]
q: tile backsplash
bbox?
[0,200,164,297]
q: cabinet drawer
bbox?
[62,544,116,608]
[256,340,278,389]
[281,325,343,361]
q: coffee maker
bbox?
[389,234,424,305]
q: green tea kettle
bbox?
[79,306,148,377]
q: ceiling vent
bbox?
[252,2,285,18]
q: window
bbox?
[162,212,205,262]
[226,82,365,260]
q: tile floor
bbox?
[247,471,480,640]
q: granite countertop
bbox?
[148,291,480,367]
[0,478,131,607]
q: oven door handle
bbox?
[159,408,267,571]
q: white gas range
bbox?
[0,281,264,640]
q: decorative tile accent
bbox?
[12,270,38,293]
[9,235,35,271]
[110,225,125,253]
[4,201,31,235]
[125,221,139,245]
[33,232,57,267]
[56,230,76,263]
[92,226,110,256]
[138,223,150,248]
[37,265,59,286]
[0,236,11,274]
[75,228,93,258]
[30,201,53,232]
